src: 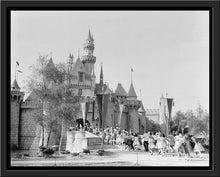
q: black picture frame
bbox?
[1,0,219,177]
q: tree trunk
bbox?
[41,125,44,147]
[58,118,64,153]
[46,129,52,147]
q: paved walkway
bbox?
[11,145,209,166]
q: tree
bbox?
[172,105,209,136]
[27,55,80,147]
[57,86,80,152]
[173,110,186,132]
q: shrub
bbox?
[97,149,105,156]
[39,146,55,158]
[60,150,70,154]
[72,152,79,156]
[83,148,90,154]
[11,143,18,151]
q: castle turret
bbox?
[11,78,24,149]
[115,83,127,103]
[82,29,96,75]
[127,83,137,100]
[125,82,141,133]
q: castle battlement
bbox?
[124,100,141,109]
[21,101,40,109]
[82,55,96,63]
[11,90,24,96]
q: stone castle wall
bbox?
[139,114,147,134]
[128,109,139,133]
[10,99,20,149]
[19,108,37,150]
[11,94,148,152]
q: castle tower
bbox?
[10,78,24,149]
[82,29,96,75]
[125,82,141,133]
[159,93,174,136]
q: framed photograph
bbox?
[1,0,219,177]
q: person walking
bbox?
[142,131,150,152]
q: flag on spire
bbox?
[16,61,19,66]
[17,70,22,73]
[131,67,133,83]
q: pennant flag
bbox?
[16,61,19,66]
[118,104,124,127]
[131,68,133,72]
[81,102,86,127]
[85,102,90,120]
[17,70,22,73]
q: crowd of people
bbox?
[70,122,208,159]
[86,125,208,159]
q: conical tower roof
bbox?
[100,64,103,79]
[73,57,88,74]
[127,83,137,98]
[104,86,112,95]
[11,79,20,90]
[138,102,146,113]
[46,58,55,69]
[115,83,127,96]
[87,29,94,41]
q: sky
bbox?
[11,11,209,114]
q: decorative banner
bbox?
[159,99,167,125]
[166,98,173,121]
[85,102,90,120]
[159,98,174,136]
[118,104,124,127]
[81,102,86,128]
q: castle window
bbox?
[79,72,83,82]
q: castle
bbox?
[10,29,173,152]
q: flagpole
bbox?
[131,68,133,84]
[140,89,142,101]
[14,63,17,80]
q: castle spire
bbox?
[11,78,20,91]
[78,49,80,59]
[127,82,137,100]
[68,52,72,59]
[87,28,94,41]
[100,63,103,85]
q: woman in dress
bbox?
[148,132,155,155]
[155,133,163,155]
[192,136,204,158]
[174,132,185,157]
[133,133,141,150]
[116,130,122,146]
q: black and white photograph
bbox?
[10,10,210,167]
